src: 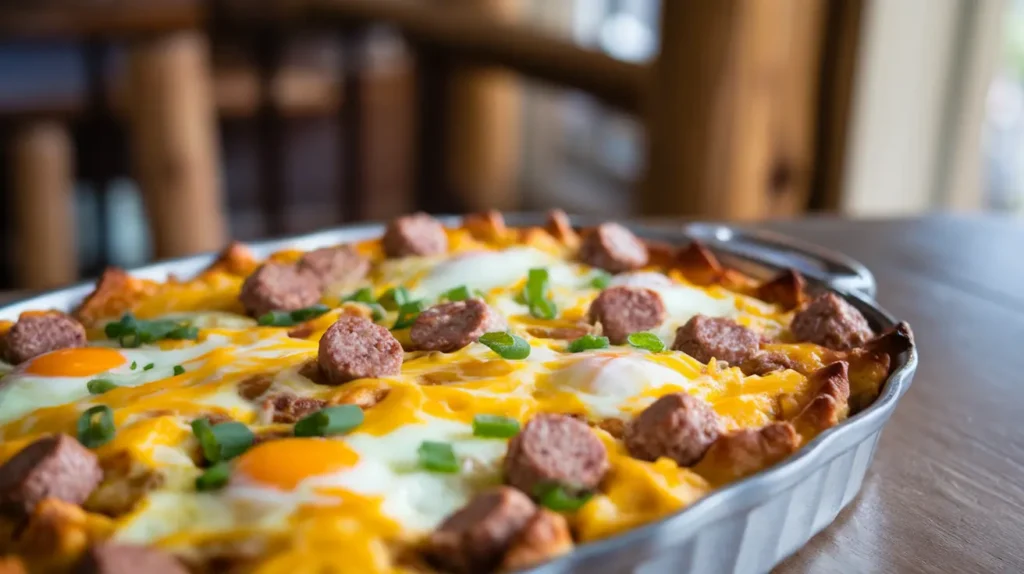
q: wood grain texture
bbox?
[761,216,1024,573]
[642,0,826,219]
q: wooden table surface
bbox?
[1,215,1020,572]
[761,215,1024,573]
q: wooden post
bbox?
[9,121,77,289]
[126,31,227,257]
[642,0,825,219]
[442,0,523,212]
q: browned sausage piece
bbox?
[4,312,86,364]
[74,543,189,574]
[504,414,609,497]
[382,212,448,258]
[318,315,404,384]
[739,350,804,377]
[238,262,321,318]
[586,286,666,345]
[0,434,102,518]
[672,315,760,365]
[427,486,537,574]
[410,299,507,353]
[297,245,370,288]
[262,393,328,423]
[499,509,573,572]
[624,393,720,466]
[790,293,874,351]
[578,222,648,273]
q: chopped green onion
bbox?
[258,310,294,327]
[379,287,412,311]
[104,314,199,348]
[478,331,531,360]
[173,365,186,376]
[143,363,155,371]
[523,268,558,319]
[627,332,665,353]
[290,304,331,322]
[195,461,231,491]
[442,285,471,302]
[294,405,365,437]
[130,361,137,370]
[472,414,520,438]
[589,272,612,290]
[368,303,386,322]
[567,334,610,353]
[191,419,254,463]
[86,379,118,395]
[393,300,424,330]
[417,441,460,473]
[77,405,115,448]
[343,287,375,304]
[536,484,593,512]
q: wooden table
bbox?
[763,215,1024,573]
[0,215,1019,572]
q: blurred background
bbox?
[0,0,1015,290]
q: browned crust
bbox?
[863,321,915,363]
[793,361,851,436]
[544,209,578,247]
[73,268,155,326]
[0,557,26,574]
[463,210,509,242]
[499,510,573,572]
[525,323,594,341]
[643,240,678,268]
[694,422,800,484]
[756,268,806,310]
[205,242,259,277]
[84,451,164,518]
[13,498,95,568]
[675,241,724,286]
[592,418,625,439]
[329,384,391,410]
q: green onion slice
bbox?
[368,303,386,322]
[195,461,231,491]
[343,287,375,304]
[523,268,558,319]
[290,304,331,322]
[478,331,531,360]
[379,287,412,311]
[392,300,424,330]
[294,405,365,437]
[442,285,471,302]
[536,484,593,512]
[130,361,137,370]
[627,332,666,353]
[173,365,186,376]
[77,405,115,448]
[258,304,331,327]
[567,334,610,353]
[472,414,520,438]
[417,441,460,473]
[589,271,612,290]
[191,419,254,463]
[143,363,155,371]
[104,314,198,348]
[86,379,118,395]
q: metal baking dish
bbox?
[0,215,917,574]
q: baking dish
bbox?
[0,214,916,574]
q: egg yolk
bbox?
[234,438,359,490]
[24,347,126,377]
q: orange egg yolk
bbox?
[233,438,359,490]
[24,347,126,377]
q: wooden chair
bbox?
[233,0,864,221]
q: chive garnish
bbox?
[143,363,155,371]
[523,268,558,319]
[294,405,364,438]
[104,314,198,348]
[536,484,593,512]
[472,414,520,438]
[478,331,531,360]
[86,379,118,395]
[195,461,231,491]
[343,287,375,304]
[258,304,331,327]
[191,419,254,463]
[442,285,471,302]
[173,365,185,376]
[627,332,665,353]
[589,271,612,290]
[417,441,460,473]
[77,405,115,448]
[379,287,412,311]
[393,300,424,330]
[567,334,610,353]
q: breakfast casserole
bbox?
[0,211,913,574]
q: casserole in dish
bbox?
[0,212,916,574]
